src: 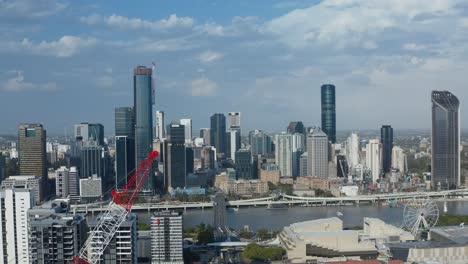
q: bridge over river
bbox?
[72,189,468,214]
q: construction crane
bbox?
[73,151,159,264]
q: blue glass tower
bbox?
[115,107,135,190]
[381,125,393,173]
[321,84,336,143]
[210,113,226,157]
[133,66,154,193]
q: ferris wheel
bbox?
[403,197,439,236]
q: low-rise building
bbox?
[218,179,269,195]
[279,217,414,263]
[259,166,281,184]
[79,174,102,202]
[279,218,377,263]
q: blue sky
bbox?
[1,0,468,135]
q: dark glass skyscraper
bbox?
[115,107,136,190]
[235,149,253,180]
[431,91,460,190]
[164,123,186,190]
[381,125,393,173]
[321,84,336,143]
[133,66,154,192]
[210,113,226,156]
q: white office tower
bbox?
[69,166,80,201]
[227,112,241,129]
[156,111,165,139]
[55,166,69,198]
[275,133,293,177]
[366,139,382,183]
[392,146,407,173]
[0,188,34,264]
[228,129,240,161]
[307,129,329,178]
[180,118,193,144]
[346,133,360,168]
[151,211,183,264]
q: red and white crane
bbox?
[73,151,159,264]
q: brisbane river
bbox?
[118,200,468,231]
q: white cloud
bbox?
[1,71,57,92]
[135,38,195,52]
[0,0,66,20]
[80,13,194,31]
[264,0,461,49]
[0,36,97,57]
[403,43,426,51]
[190,78,218,96]
[198,50,224,63]
[96,75,113,88]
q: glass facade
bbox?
[321,84,336,143]
[431,90,460,190]
[115,107,135,138]
[210,113,226,156]
[165,124,186,189]
[115,136,135,190]
[133,66,154,192]
[381,125,393,173]
[235,150,253,179]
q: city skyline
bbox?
[1,0,468,134]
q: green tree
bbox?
[137,222,151,231]
[256,229,273,240]
[239,229,253,239]
[243,243,285,261]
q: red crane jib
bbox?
[111,151,159,211]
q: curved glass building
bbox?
[133,66,154,193]
[431,90,460,190]
[321,84,336,143]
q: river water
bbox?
[126,200,468,231]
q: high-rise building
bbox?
[228,112,241,129]
[307,129,329,178]
[381,125,393,173]
[346,133,360,168]
[366,139,382,183]
[68,167,80,201]
[300,152,308,177]
[226,129,241,161]
[235,149,252,180]
[164,123,186,190]
[180,118,193,144]
[55,166,69,198]
[115,107,136,190]
[115,136,135,190]
[156,110,165,139]
[186,147,194,175]
[134,66,154,193]
[200,128,211,146]
[201,146,215,170]
[0,155,5,183]
[81,144,106,178]
[249,130,272,156]
[28,199,87,263]
[18,124,47,179]
[115,107,135,138]
[392,146,407,173]
[0,188,34,264]
[1,175,43,204]
[292,133,305,177]
[74,123,104,146]
[431,90,460,190]
[151,211,183,264]
[275,133,293,177]
[210,113,226,156]
[321,84,336,143]
[88,213,138,264]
